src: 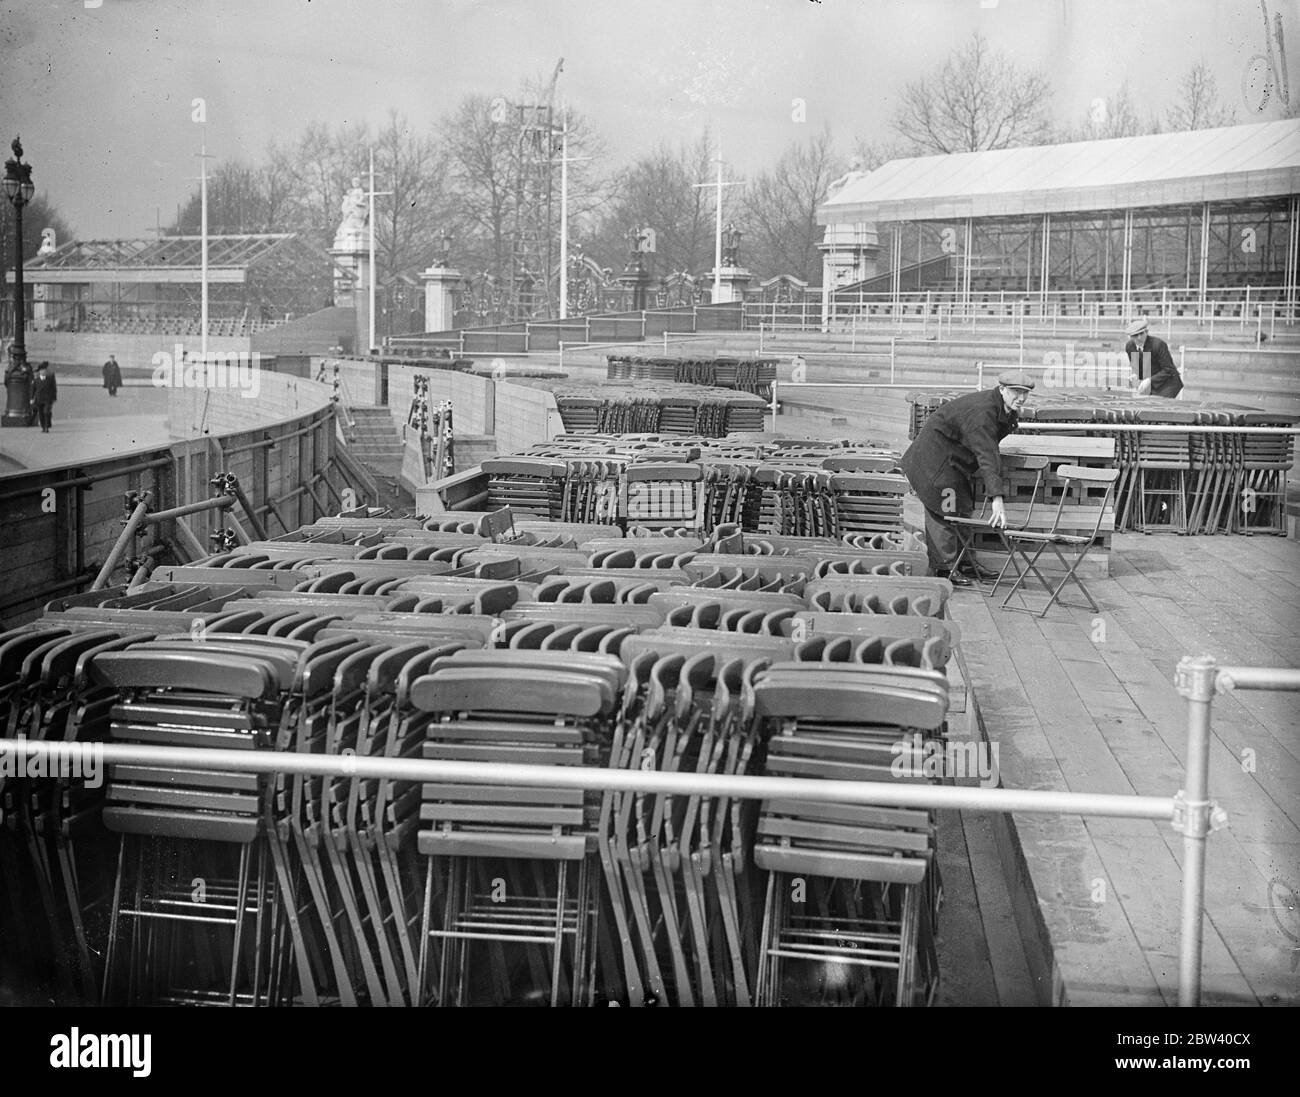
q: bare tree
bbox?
[440,95,526,280]
[848,138,908,172]
[589,132,714,280]
[441,85,607,306]
[274,120,371,253]
[1064,81,1159,141]
[171,160,271,234]
[1165,60,1238,131]
[891,32,1054,153]
[373,110,452,280]
[741,127,843,282]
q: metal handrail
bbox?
[0,739,1173,821]
[1172,657,1300,1006]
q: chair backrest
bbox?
[1046,464,1120,541]
[411,666,615,718]
[753,663,949,728]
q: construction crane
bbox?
[505,57,564,321]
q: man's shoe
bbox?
[958,561,998,582]
[938,569,973,587]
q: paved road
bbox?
[0,378,172,473]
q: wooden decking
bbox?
[951,531,1300,1005]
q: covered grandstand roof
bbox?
[19,233,331,284]
[819,119,1300,224]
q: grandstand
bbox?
[14,232,337,338]
[818,120,1300,326]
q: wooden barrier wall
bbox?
[0,375,359,627]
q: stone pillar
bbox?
[709,265,752,304]
[31,281,56,330]
[329,246,364,353]
[618,256,650,312]
[818,222,880,330]
[421,265,461,333]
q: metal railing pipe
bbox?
[0,739,1177,821]
[140,494,236,525]
[1014,424,1300,434]
[1174,655,1216,1007]
[90,499,150,590]
[1213,665,1300,692]
[0,456,171,505]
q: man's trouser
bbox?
[921,505,962,574]
[35,403,52,430]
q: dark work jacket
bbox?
[31,372,58,406]
[900,386,1017,516]
[103,360,122,388]
[1126,334,1183,398]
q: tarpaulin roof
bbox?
[818,120,1300,224]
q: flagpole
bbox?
[713,139,723,301]
[693,138,742,305]
[200,139,208,358]
[368,147,376,353]
[560,109,569,320]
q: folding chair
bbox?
[90,642,299,1005]
[412,651,624,1006]
[999,465,1120,617]
[751,664,949,1007]
[945,455,1050,594]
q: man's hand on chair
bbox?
[989,496,1007,529]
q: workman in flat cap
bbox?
[900,372,1033,585]
[1125,317,1183,398]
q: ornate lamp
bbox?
[3,136,36,428]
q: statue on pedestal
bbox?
[333,177,368,251]
[37,228,56,256]
[826,156,869,200]
[722,222,742,268]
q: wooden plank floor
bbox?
[952,531,1300,1006]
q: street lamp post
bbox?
[3,136,35,428]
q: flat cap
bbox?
[1125,316,1149,337]
[997,371,1034,390]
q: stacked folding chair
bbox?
[412,649,624,1006]
[751,662,950,1007]
[3,488,995,1007]
[90,634,300,1006]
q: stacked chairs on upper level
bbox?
[1236,412,1294,535]
[1133,407,1196,533]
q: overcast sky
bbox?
[1,0,1294,240]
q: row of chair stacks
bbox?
[1016,395,1297,535]
[905,390,970,440]
[605,355,779,397]
[913,388,1295,536]
[456,436,907,539]
[0,505,960,1007]
[552,382,770,437]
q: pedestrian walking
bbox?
[31,361,57,432]
[102,353,122,396]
